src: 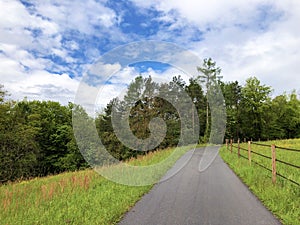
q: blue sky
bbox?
[129,62,171,73]
[0,0,300,109]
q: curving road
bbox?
[119,147,282,225]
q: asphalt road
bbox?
[119,147,282,225]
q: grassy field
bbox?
[0,145,196,225]
[219,139,300,225]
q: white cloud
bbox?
[0,0,59,48]
[217,29,300,95]
[32,0,117,34]
[1,68,79,105]
[1,0,300,108]
[132,0,265,29]
[17,71,78,102]
[0,0,121,105]
[186,2,300,95]
[0,43,78,105]
[89,62,122,78]
[65,41,79,51]
[130,0,300,95]
[107,66,137,85]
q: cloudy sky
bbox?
[1,0,300,110]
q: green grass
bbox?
[0,145,196,225]
[219,139,300,225]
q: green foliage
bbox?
[220,81,242,139]
[1,59,300,183]
[0,84,8,103]
[185,78,206,137]
[96,75,196,160]
[221,77,300,141]
[261,93,300,140]
[197,58,223,141]
[0,86,88,183]
[197,58,223,89]
[240,77,272,139]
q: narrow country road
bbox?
[119,147,282,225]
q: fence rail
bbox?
[225,139,300,186]
[252,142,271,148]
[274,145,300,152]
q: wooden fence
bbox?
[225,139,300,186]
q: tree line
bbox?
[1,58,299,183]
[221,77,300,141]
[97,59,300,160]
[0,90,88,183]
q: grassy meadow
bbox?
[219,139,300,225]
[0,145,196,225]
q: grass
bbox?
[219,139,300,225]
[0,145,197,225]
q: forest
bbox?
[1,59,300,183]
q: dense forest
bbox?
[0,92,88,183]
[1,59,300,183]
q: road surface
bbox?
[119,147,282,225]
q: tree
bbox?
[0,90,40,182]
[186,78,206,140]
[96,75,186,159]
[285,91,300,138]
[264,94,288,139]
[0,90,90,183]
[220,81,242,139]
[197,58,223,141]
[0,84,7,103]
[240,77,272,140]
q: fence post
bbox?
[271,144,276,184]
[244,138,246,143]
[238,138,240,158]
[226,139,228,150]
[230,139,233,153]
[248,141,251,165]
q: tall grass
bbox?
[220,139,300,225]
[0,145,194,225]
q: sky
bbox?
[1,0,300,112]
